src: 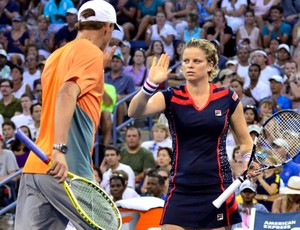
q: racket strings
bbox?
[255,111,300,166]
[69,179,119,230]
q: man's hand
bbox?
[47,150,68,183]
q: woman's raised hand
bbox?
[148,53,171,84]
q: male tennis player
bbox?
[15,1,120,229]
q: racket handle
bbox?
[14,129,51,165]
[212,177,245,209]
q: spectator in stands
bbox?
[249,0,280,30]
[145,40,164,69]
[23,54,40,91]
[100,146,135,192]
[11,93,33,128]
[2,120,16,149]
[230,78,256,107]
[105,52,135,126]
[32,78,42,104]
[0,133,19,207]
[132,0,164,41]
[257,100,273,124]
[236,44,251,87]
[209,39,228,71]
[24,0,45,33]
[0,48,10,79]
[195,0,218,30]
[267,37,280,65]
[10,65,31,98]
[55,8,78,49]
[243,105,259,126]
[206,9,236,58]
[4,16,30,61]
[0,0,20,32]
[261,75,293,111]
[236,9,262,51]
[292,20,300,47]
[24,43,39,61]
[28,102,41,141]
[93,166,102,185]
[255,161,281,211]
[272,176,300,213]
[164,0,196,40]
[120,127,156,183]
[273,44,292,75]
[43,0,75,32]
[0,79,22,120]
[109,174,127,202]
[145,11,177,60]
[29,15,55,59]
[218,68,236,88]
[247,124,261,141]
[143,172,166,200]
[251,49,280,87]
[11,125,31,168]
[123,49,148,88]
[221,0,247,34]
[120,41,132,67]
[281,0,300,27]
[286,64,300,110]
[141,123,172,161]
[232,180,268,229]
[262,5,292,48]
[110,0,137,41]
[156,166,170,195]
[100,83,117,146]
[181,12,204,44]
[168,41,184,87]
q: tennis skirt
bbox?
[160,183,241,228]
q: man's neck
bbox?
[34,121,40,128]
[111,162,120,170]
[3,94,13,104]
[111,70,121,79]
[127,146,140,154]
[28,68,37,75]
[242,201,254,208]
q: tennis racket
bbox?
[213,110,300,209]
[15,129,122,230]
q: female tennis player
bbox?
[128,38,253,229]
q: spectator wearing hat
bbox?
[4,16,29,61]
[0,49,11,79]
[236,44,251,88]
[273,44,292,75]
[232,180,268,229]
[43,0,75,33]
[262,5,292,48]
[247,124,261,140]
[120,41,132,66]
[105,52,135,125]
[236,9,262,51]
[272,176,300,213]
[251,49,281,87]
[0,0,20,32]
[218,68,236,88]
[55,8,78,49]
[261,75,293,111]
[244,63,271,104]
[29,15,55,59]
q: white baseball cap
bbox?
[278,44,290,54]
[248,124,261,134]
[66,8,78,15]
[269,75,284,84]
[272,138,289,149]
[78,0,121,30]
[280,176,300,194]
[240,180,256,193]
[0,49,7,58]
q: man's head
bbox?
[109,174,126,201]
[248,63,261,81]
[0,49,7,68]
[146,173,165,198]
[251,50,267,68]
[76,0,120,50]
[284,61,298,78]
[30,103,42,123]
[110,53,124,73]
[125,127,141,151]
[20,94,32,111]
[269,75,284,94]
[239,180,256,204]
[0,79,14,97]
[2,121,16,140]
[277,44,291,62]
[104,145,120,167]
[66,8,78,25]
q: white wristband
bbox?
[142,79,159,96]
[242,153,251,163]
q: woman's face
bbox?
[244,12,255,24]
[233,149,242,162]
[214,11,224,24]
[20,127,30,137]
[156,12,166,25]
[270,39,279,52]
[11,68,22,82]
[153,128,167,142]
[93,169,101,183]
[182,47,212,82]
[38,19,48,30]
[260,103,273,115]
[157,149,171,167]
[230,80,243,95]
[153,41,163,54]
[133,50,145,65]
[176,42,184,55]
[244,109,256,124]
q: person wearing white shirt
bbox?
[100,146,135,192]
[11,94,33,128]
[23,55,41,91]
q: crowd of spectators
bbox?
[0,0,300,228]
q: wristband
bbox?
[142,78,159,96]
[242,153,251,163]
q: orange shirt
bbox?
[23,39,104,177]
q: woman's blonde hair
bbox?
[152,123,170,138]
[181,38,219,81]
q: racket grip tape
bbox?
[212,177,245,209]
[14,129,51,165]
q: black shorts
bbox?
[160,183,241,228]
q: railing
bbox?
[0,169,22,215]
